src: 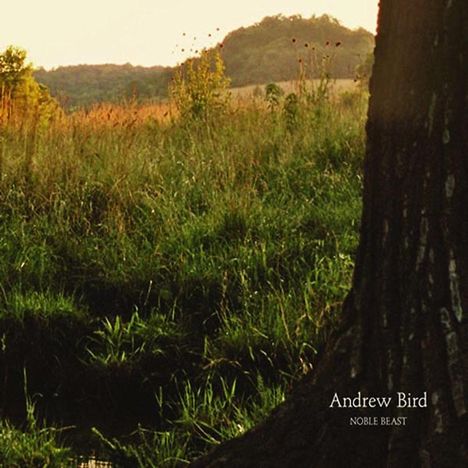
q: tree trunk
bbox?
[191,0,468,467]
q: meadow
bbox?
[0,78,367,466]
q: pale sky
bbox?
[1,1,379,70]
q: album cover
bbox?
[1,1,465,467]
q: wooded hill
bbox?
[35,14,374,108]
[34,64,172,109]
[222,14,373,86]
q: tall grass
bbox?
[0,88,367,464]
[0,371,73,467]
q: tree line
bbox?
[33,14,374,109]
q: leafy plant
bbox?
[85,309,181,369]
[170,49,230,121]
[265,83,284,111]
[86,311,147,368]
[283,92,300,131]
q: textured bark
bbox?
[191,0,468,467]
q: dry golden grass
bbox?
[0,98,176,134]
[1,79,357,133]
[69,101,176,129]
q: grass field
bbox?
[230,78,358,99]
[0,84,367,466]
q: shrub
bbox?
[264,83,284,111]
[170,49,230,121]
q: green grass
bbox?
[0,371,73,467]
[0,88,367,465]
[85,308,184,370]
[93,375,286,467]
[0,419,72,467]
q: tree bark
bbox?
[191,0,467,467]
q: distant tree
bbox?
[0,46,32,89]
[220,14,374,87]
[32,15,373,109]
[35,64,171,109]
[0,46,60,124]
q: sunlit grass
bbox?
[0,87,367,464]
